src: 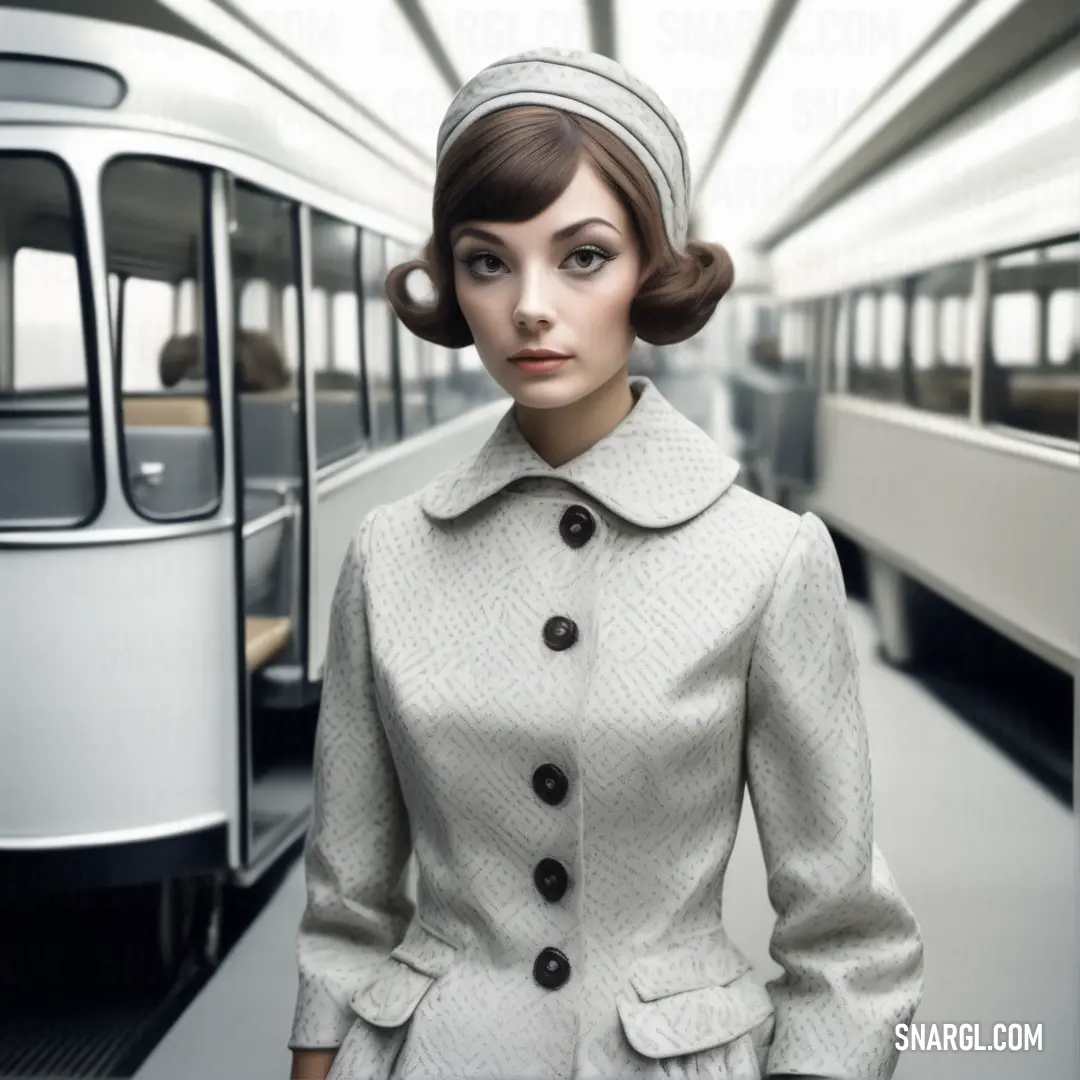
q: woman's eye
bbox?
[466,253,505,276]
[460,246,614,278]
[564,246,614,274]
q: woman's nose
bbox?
[513,267,556,331]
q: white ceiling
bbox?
[228,0,960,254]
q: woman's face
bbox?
[450,159,642,410]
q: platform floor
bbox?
[134,588,1077,1080]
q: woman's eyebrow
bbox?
[552,217,620,241]
[454,226,504,246]
[452,217,621,247]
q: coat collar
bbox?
[419,376,741,529]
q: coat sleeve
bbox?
[744,511,924,1080]
[289,508,415,1050]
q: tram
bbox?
[0,2,509,970]
[723,6,1080,683]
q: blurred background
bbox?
[0,2,1076,1078]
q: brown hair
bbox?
[157,329,290,392]
[385,106,734,348]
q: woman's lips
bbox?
[510,357,569,373]
[509,350,571,373]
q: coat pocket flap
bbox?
[350,962,434,1029]
[627,930,753,1001]
[388,920,458,978]
[616,974,774,1059]
[349,922,458,1029]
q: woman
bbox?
[289,48,923,1080]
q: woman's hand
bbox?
[290,1049,337,1079]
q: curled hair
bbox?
[385,106,734,348]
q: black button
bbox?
[542,616,578,651]
[532,764,568,805]
[559,505,595,548]
[533,947,571,989]
[534,858,569,902]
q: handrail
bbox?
[242,503,295,540]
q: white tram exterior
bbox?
[0,3,508,917]
[724,6,1080,682]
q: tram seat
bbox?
[913,369,972,413]
[244,615,292,671]
[1005,374,1080,439]
[123,396,210,427]
[1008,373,1080,413]
[0,426,95,522]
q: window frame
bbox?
[101,153,225,524]
[982,231,1080,443]
[810,233,1077,447]
[307,209,367,470]
[844,281,908,404]
[0,151,106,531]
[358,228,402,448]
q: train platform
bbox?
[133,583,1077,1080]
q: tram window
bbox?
[331,293,361,378]
[830,295,850,392]
[282,283,301,372]
[457,342,504,406]
[1048,291,1078,364]
[310,211,364,467]
[361,230,398,448]
[308,289,328,370]
[386,239,433,438]
[849,287,904,402]
[230,184,303,517]
[1045,239,1080,365]
[429,344,471,422]
[428,344,452,420]
[121,279,177,390]
[991,295,1037,364]
[12,250,86,390]
[102,158,220,521]
[986,238,1079,442]
[397,321,431,437]
[727,295,758,373]
[230,184,304,672]
[853,294,875,365]
[910,262,973,418]
[177,279,197,332]
[778,304,812,384]
[880,293,904,368]
[399,261,480,420]
[747,302,781,374]
[1,155,99,528]
[239,280,299,384]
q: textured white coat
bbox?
[290,377,924,1079]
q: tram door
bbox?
[226,180,311,878]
